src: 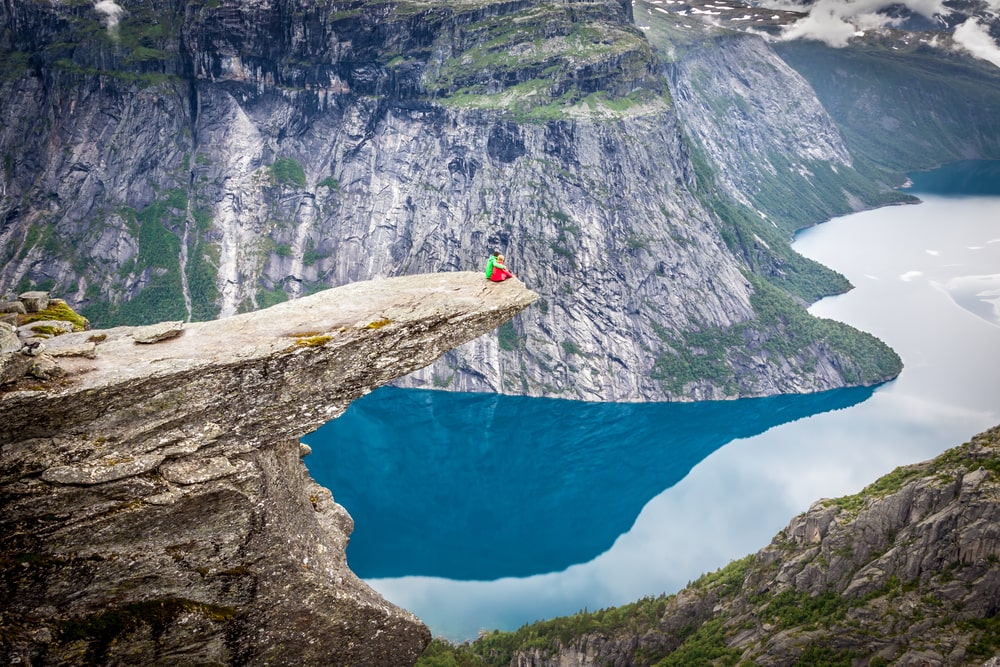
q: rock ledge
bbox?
[0,272,537,666]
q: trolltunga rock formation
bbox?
[0,272,537,666]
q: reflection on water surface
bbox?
[305,385,874,580]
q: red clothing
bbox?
[489,263,513,282]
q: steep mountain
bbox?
[637,0,1000,173]
[420,424,1000,666]
[637,0,914,234]
[0,0,902,402]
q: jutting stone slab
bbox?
[0,272,537,667]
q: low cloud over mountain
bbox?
[761,0,1000,65]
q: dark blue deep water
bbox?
[906,159,1000,195]
[304,385,873,580]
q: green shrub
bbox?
[561,340,585,357]
[654,618,740,667]
[20,301,89,331]
[270,157,306,188]
[497,321,524,351]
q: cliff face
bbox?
[494,425,1000,667]
[0,272,538,666]
[0,0,901,402]
[662,30,854,223]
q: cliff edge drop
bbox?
[0,272,538,666]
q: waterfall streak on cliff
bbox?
[181,199,194,321]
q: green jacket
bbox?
[484,255,496,278]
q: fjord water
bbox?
[304,161,1000,640]
[305,385,874,580]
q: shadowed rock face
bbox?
[0,272,537,666]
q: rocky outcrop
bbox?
[0,0,902,402]
[0,291,94,387]
[0,272,538,666]
[726,428,1000,665]
[459,425,1000,666]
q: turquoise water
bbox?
[305,385,874,580]
[303,160,1000,640]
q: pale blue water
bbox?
[303,161,1000,641]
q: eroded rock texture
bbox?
[0,272,537,666]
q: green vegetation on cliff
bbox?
[77,188,218,327]
[651,274,901,396]
[270,157,307,188]
[81,195,185,327]
[417,595,674,667]
[647,141,903,397]
[747,153,915,237]
[18,301,89,332]
[422,2,670,120]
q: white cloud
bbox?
[952,18,1000,68]
[779,5,862,46]
[767,0,1000,67]
[763,0,956,47]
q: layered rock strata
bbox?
[0,272,537,666]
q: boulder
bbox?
[42,334,97,359]
[0,322,21,354]
[28,353,65,381]
[133,320,185,344]
[0,351,32,385]
[18,290,50,313]
[0,300,26,315]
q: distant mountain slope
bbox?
[420,424,1000,666]
[775,39,1000,172]
[635,0,1000,173]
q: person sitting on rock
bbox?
[489,253,514,282]
[484,251,499,280]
